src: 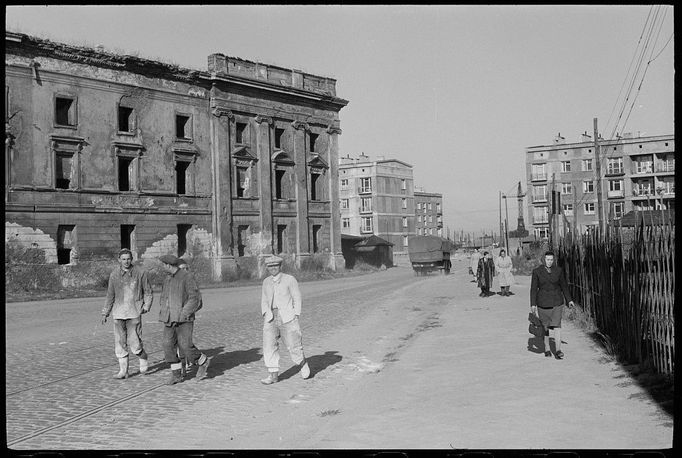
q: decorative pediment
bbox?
[172,144,199,161]
[272,149,294,166]
[232,145,258,166]
[50,134,86,154]
[113,141,145,157]
[308,153,328,173]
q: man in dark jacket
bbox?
[530,251,575,359]
[158,254,210,385]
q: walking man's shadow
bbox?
[279,351,343,381]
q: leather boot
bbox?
[167,369,184,385]
[139,350,149,375]
[260,372,279,385]
[113,356,129,379]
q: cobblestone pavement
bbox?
[6,267,422,449]
[5,263,673,451]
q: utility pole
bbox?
[594,117,604,234]
[499,191,503,249]
[503,194,510,252]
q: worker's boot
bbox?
[113,356,129,379]
[260,372,279,385]
[138,350,149,375]
[167,363,184,385]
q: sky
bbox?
[5,5,675,235]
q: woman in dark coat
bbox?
[477,251,495,297]
[530,251,575,359]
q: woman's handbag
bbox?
[528,312,544,338]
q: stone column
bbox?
[255,115,274,256]
[210,102,237,280]
[326,125,343,270]
[292,120,311,266]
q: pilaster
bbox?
[292,120,311,256]
[256,115,274,254]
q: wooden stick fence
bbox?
[559,213,674,376]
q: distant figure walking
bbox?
[469,249,481,282]
[530,251,575,359]
[477,251,495,297]
[260,255,311,385]
[101,248,153,379]
[495,249,514,296]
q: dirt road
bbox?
[5,260,673,450]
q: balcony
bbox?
[632,188,653,197]
[605,167,624,176]
[607,190,624,199]
[655,163,675,174]
[531,173,547,182]
[533,217,549,224]
[633,165,653,175]
[359,207,372,214]
[358,187,372,194]
[532,195,547,203]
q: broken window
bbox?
[277,224,287,254]
[236,122,247,144]
[236,166,249,198]
[175,114,191,140]
[55,153,73,189]
[177,224,191,257]
[57,225,76,265]
[312,224,322,253]
[118,156,134,191]
[176,161,190,195]
[237,225,249,257]
[118,106,134,133]
[309,133,319,152]
[55,96,77,126]
[275,169,286,199]
[275,128,285,149]
[120,225,135,251]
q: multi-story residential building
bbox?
[525,132,674,238]
[339,154,415,254]
[5,32,348,284]
[414,188,443,238]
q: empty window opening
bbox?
[118,157,134,191]
[275,169,286,199]
[277,225,287,254]
[312,224,322,253]
[57,225,75,265]
[237,225,249,257]
[55,97,75,126]
[118,106,134,132]
[121,225,135,251]
[309,133,319,152]
[236,122,247,144]
[177,224,191,257]
[275,128,285,149]
[310,173,321,201]
[176,114,190,139]
[55,154,72,189]
[176,161,190,195]
[236,166,249,198]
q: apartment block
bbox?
[414,188,443,237]
[339,154,415,253]
[5,32,348,283]
[525,132,674,238]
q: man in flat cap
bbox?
[260,255,311,385]
[158,254,211,385]
[101,248,153,379]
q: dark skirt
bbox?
[538,305,563,328]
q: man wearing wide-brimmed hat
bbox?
[158,254,211,385]
[260,255,310,385]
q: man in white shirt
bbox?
[260,255,311,385]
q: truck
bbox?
[407,235,452,275]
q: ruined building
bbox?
[5,32,348,285]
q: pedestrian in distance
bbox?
[469,248,481,283]
[260,255,311,385]
[101,248,153,379]
[477,251,495,297]
[174,258,202,377]
[495,249,514,296]
[530,251,576,359]
[158,254,211,385]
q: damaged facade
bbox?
[5,32,348,286]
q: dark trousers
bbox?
[163,322,202,364]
